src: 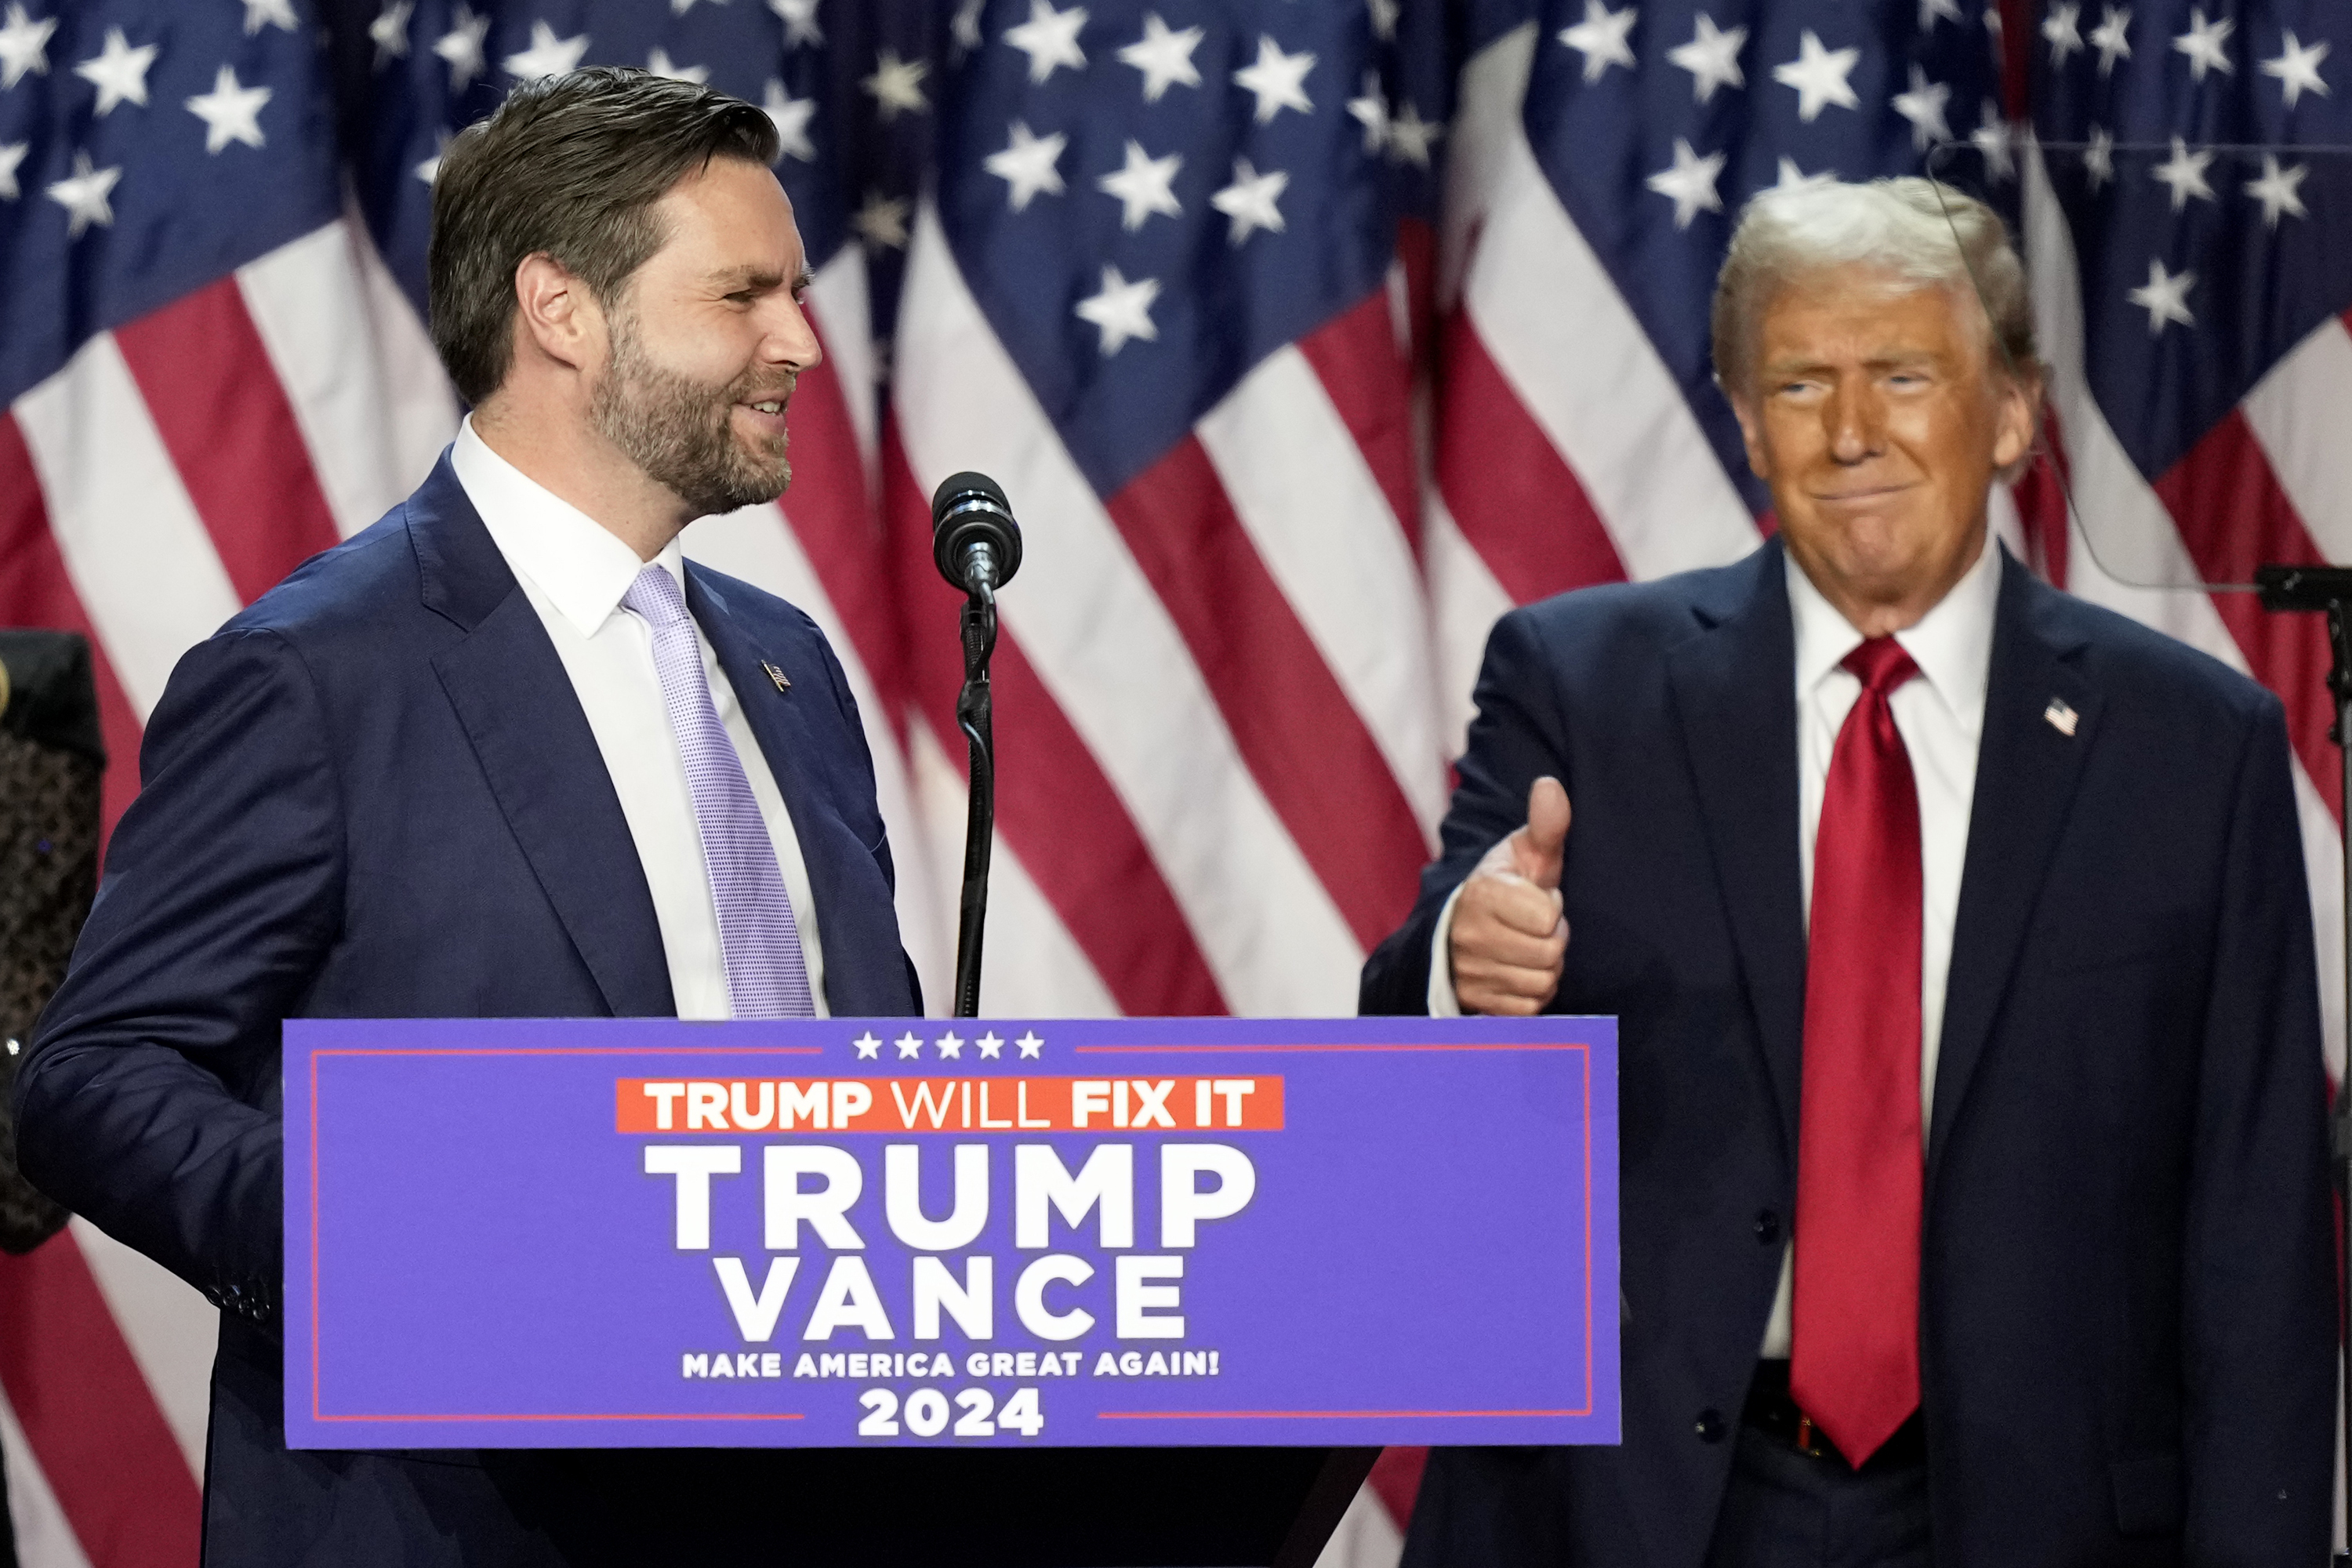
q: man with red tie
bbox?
[1362,178,2333,1566]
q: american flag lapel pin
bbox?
[2044,698,2078,737]
[761,660,790,692]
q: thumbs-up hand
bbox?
[1448,777,1571,1016]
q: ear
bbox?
[1989,363,2042,473]
[510,252,605,376]
[1723,379,1773,481]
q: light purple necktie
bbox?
[622,564,815,1018]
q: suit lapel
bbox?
[411,459,674,1017]
[1666,539,1809,1158]
[687,565,912,1016]
[1927,557,2099,1184]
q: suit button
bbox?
[1754,1208,1781,1244]
[1696,1409,1726,1443]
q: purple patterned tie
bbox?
[622,564,815,1018]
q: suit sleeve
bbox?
[15,627,343,1316]
[2181,696,2335,1563]
[1361,606,1573,1014]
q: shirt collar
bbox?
[450,416,684,638]
[1787,528,2002,728]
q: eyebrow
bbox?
[703,265,814,293]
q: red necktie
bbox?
[1791,636,1923,1468]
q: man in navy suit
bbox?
[16,69,917,1563]
[1364,179,2333,1566]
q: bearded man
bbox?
[16,69,919,1564]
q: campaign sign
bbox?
[285,1015,1617,1450]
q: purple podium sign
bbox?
[285,1015,1617,1450]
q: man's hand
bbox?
[1449,777,1570,1016]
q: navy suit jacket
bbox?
[16,456,920,1565]
[1362,539,2334,1567]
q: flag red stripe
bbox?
[1436,311,1628,604]
[887,432,1227,1014]
[0,411,145,844]
[1103,435,1427,950]
[0,1232,201,1566]
[785,318,907,724]
[2150,408,2340,822]
[111,278,343,606]
[1294,292,1421,554]
[1367,1444,1429,1528]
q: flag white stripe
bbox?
[1436,25,1539,312]
[1422,488,1514,763]
[2241,314,2352,566]
[0,1396,96,1568]
[1311,1483,1406,1568]
[806,250,880,495]
[1196,346,1447,837]
[895,201,1363,1014]
[70,1219,213,1481]
[13,334,243,720]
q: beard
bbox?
[590,310,796,519]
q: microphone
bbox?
[931,471,1023,598]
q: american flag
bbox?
[0,0,2344,1561]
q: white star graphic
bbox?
[2088,5,2131,73]
[1346,71,1388,153]
[2244,154,2309,227]
[1004,0,1087,85]
[242,0,298,35]
[2150,134,2214,210]
[1773,29,1860,121]
[2260,31,2329,109]
[1891,64,1952,148]
[1666,13,1745,103]
[763,79,817,162]
[1369,0,1400,42]
[2171,8,2232,81]
[1015,1031,1045,1059]
[863,49,929,119]
[1118,12,1201,101]
[1385,100,1441,167]
[1096,137,1181,230]
[1646,136,1724,228]
[412,128,447,185]
[2042,2,2083,65]
[1773,155,1834,194]
[646,49,708,84]
[853,1031,882,1059]
[770,0,822,49]
[976,1032,1004,1060]
[895,1031,924,1060]
[434,5,490,91]
[1232,34,1314,122]
[0,5,58,92]
[950,0,984,55]
[504,20,589,82]
[936,1031,965,1060]
[73,28,156,117]
[1557,0,1637,83]
[370,0,412,66]
[1211,157,1287,245]
[2125,258,2194,333]
[984,119,1066,210]
[1074,266,1159,355]
[1969,100,2015,180]
[186,65,270,153]
[853,188,911,250]
[0,140,24,200]
[2082,123,2114,189]
[1917,0,1962,30]
[45,150,119,238]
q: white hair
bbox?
[1710,176,2038,395]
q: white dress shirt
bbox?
[450,419,827,1018]
[1427,535,2002,1356]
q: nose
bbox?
[760,289,823,376]
[1824,379,1884,465]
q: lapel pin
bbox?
[761,660,791,692]
[2044,697,2078,737]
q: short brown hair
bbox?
[426,67,780,405]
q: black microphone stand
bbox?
[952,579,998,1018]
[2254,564,2352,1566]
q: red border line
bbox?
[1096,1408,1581,1420]
[1069,1043,1593,1054]
[314,1411,804,1423]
